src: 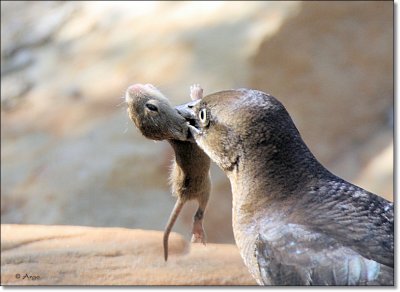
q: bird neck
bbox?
[228,132,331,220]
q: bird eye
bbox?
[145,103,158,112]
[199,108,208,125]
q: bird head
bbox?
[175,89,299,173]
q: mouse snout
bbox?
[126,83,162,105]
[127,84,145,95]
[126,84,146,103]
[128,83,156,93]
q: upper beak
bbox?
[175,100,200,122]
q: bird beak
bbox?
[175,100,199,120]
[175,100,201,139]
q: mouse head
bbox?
[125,84,189,141]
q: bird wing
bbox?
[294,179,394,267]
[254,223,393,285]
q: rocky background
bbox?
[1,1,393,284]
[1,224,255,285]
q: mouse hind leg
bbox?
[191,194,208,245]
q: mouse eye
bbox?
[198,108,208,125]
[145,103,158,112]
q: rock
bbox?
[0,1,393,249]
[250,1,393,198]
[0,224,255,285]
[1,73,33,111]
[1,2,299,245]
[1,49,35,76]
[1,1,77,58]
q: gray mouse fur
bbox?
[125,83,211,261]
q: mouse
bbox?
[125,83,211,261]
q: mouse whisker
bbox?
[116,100,127,107]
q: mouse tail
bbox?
[163,198,185,261]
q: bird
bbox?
[175,88,393,285]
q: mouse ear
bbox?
[190,84,203,100]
